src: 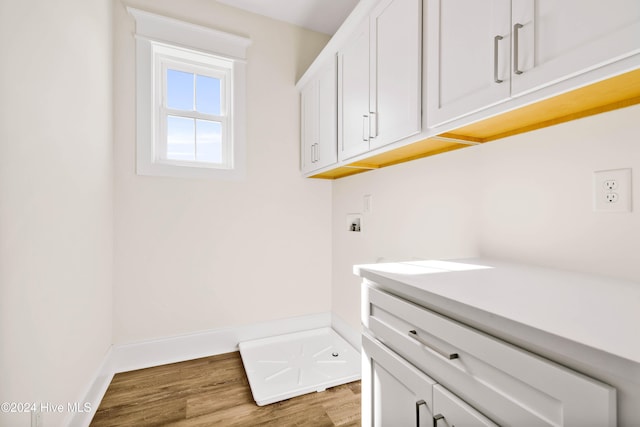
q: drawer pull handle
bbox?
[408,330,459,360]
[513,23,524,75]
[434,413,445,424]
[415,400,426,427]
[493,35,503,83]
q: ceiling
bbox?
[216,0,359,35]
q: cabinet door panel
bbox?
[512,0,640,95]
[300,79,318,174]
[370,0,422,149]
[363,334,436,427]
[300,59,337,174]
[427,0,511,127]
[338,18,370,161]
[433,385,498,427]
[316,58,338,170]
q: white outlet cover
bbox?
[593,168,632,213]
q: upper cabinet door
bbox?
[300,77,318,174]
[427,0,511,127]
[511,0,640,96]
[300,58,338,174]
[338,18,371,161]
[369,0,422,150]
[316,57,338,170]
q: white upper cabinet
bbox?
[338,18,371,161]
[369,0,422,151]
[427,0,511,127]
[511,0,640,96]
[339,0,422,161]
[301,57,338,174]
[428,0,640,127]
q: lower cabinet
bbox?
[362,285,617,426]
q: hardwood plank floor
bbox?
[91,352,361,426]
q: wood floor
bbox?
[91,352,361,426]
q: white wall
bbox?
[332,143,481,331]
[0,0,114,426]
[332,104,640,333]
[478,105,640,280]
[113,0,333,344]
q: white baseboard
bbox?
[331,313,361,350]
[110,312,332,373]
[65,347,115,427]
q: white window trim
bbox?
[128,7,251,180]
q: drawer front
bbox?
[367,286,617,427]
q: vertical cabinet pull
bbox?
[493,35,503,83]
[415,400,427,427]
[369,111,378,138]
[362,115,370,141]
[513,23,524,75]
[434,414,445,425]
[408,330,459,360]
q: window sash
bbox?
[152,43,234,169]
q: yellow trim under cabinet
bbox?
[309,68,640,180]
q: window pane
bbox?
[196,119,222,163]
[167,115,195,161]
[196,75,221,115]
[167,69,193,110]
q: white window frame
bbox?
[128,8,251,180]
[154,44,233,168]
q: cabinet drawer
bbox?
[367,286,616,426]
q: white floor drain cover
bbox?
[239,327,361,406]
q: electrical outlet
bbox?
[605,193,619,203]
[593,168,632,212]
[603,180,618,191]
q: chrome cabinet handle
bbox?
[362,115,369,141]
[369,111,378,138]
[408,330,459,360]
[314,143,318,163]
[416,400,427,427]
[434,414,445,425]
[513,23,524,75]
[493,35,503,83]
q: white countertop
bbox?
[355,258,640,366]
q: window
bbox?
[128,8,251,179]
[154,43,232,168]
